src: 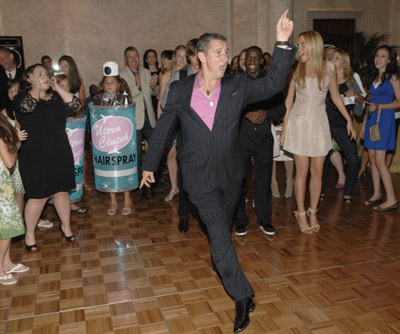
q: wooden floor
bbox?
[2,163,400,334]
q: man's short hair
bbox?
[0,47,17,65]
[186,38,198,58]
[0,47,12,56]
[246,46,263,56]
[124,46,139,58]
[41,55,51,63]
[197,33,226,54]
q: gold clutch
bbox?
[369,105,381,142]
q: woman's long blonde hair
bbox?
[295,31,325,90]
[334,49,354,85]
[168,45,186,72]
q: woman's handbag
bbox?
[369,105,381,142]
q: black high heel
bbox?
[25,243,37,253]
[59,225,76,243]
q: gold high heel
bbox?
[307,208,320,232]
[294,211,313,234]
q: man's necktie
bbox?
[8,73,12,80]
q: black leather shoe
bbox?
[178,218,189,233]
[233,297,256,333]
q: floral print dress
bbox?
[0,156,25,239]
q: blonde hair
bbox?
[169,45,186,72]
[334,49,354,85]
[295,31,325,90]
[324,46,336,60]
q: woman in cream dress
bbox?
[281,31,356,234]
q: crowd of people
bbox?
[0,9,399,333]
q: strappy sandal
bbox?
[294,211,313,234]
[307,208,320,232]
[6,263,30,274]
[107,202,118,216]
[37,219,54,228]
[0,274,17,285]
[121,201,132,216]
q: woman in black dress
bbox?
[143,49,161,118]
[13,64,80,252]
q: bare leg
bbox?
[330,151,346,185]
[271,161,280,197]
[24,197,49,247]
[284,160,294,197]
[366,149,383,203]
[14,192,25,216]
[374,150,397,207]
[122,191,132,215]
[2,242,28,272]
[165,147,179,201]
[53,192,73,237]
[108,193,118,215]
[123,191,131,206]
[386,152,393,168]
[309,156,325,229]
[0,239,16,284]
[293,155,311,231]
[358,148,369,178]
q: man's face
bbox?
[200,39,228,79]
[189,54,199,71]
[125,50,140,71]
[42,58,52,70]
[245,48,262,77]
[89,84,98,97]
[0,50,14,71]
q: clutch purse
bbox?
[369,105,381,142]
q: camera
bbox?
[103,61,118,76]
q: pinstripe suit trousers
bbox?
[189,182,254,301]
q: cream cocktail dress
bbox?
[284,61,334,157]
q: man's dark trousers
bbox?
[235,122,274,228]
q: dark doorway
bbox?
[313,19,355,47]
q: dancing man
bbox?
[140,10,296,333]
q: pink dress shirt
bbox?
[190,71,221,131]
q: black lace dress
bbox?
[13,92,80,199]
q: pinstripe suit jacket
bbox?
[143,46,296,194]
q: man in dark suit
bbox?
[141,10,296,333]
[0,47,24,110]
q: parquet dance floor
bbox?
[1,164,400,333]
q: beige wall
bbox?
[0,0,398,95]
